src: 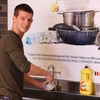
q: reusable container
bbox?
[45,82,55,91]
[80,66,93,95]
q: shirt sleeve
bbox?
[4,33,31,73]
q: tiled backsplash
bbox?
[0,0,7,37]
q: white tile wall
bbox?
[8,0,100,83]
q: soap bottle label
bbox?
[80,80,88,91]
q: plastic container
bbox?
[80,66,93,95]
[45,82,55,91]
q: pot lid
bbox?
[63,9,95,13]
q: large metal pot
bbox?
[58,10,99,30]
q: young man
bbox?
[0,3,53,100]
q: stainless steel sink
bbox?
[23,77,100,100]
[23,97,43,100]
[23,78,79,92]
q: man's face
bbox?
[13,10,33,34]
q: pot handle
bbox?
[94,10,100,13]
[57,13,63,15]
[57,11,63,15]
[98,47,100,50]
[48,27,56,31]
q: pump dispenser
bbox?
[80,66,93,95]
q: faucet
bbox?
[47,64,61,91]
[47,64,55,77]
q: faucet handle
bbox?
[48,71,61,74]
[54,71,61,74]
[56,80,61,91]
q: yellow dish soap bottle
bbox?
[80,66,93,95]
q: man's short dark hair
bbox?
[14,3,34,17]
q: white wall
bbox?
[8,0,100,33]
[8,0,100,83]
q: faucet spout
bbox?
[47,64,55,76]
[47,64,55,85]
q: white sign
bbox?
[24,43,100,83]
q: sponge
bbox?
[51,2,59,13]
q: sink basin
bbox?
[23,97,42,100]
[23,78,79,92]
[23,78,100,100]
